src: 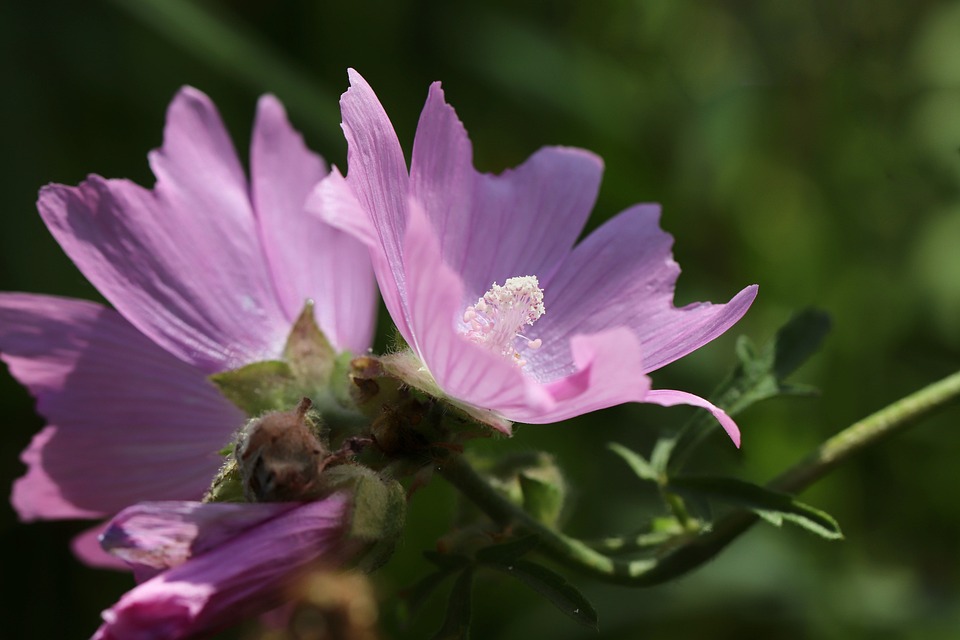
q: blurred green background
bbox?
[2,0,959,638]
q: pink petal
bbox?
[339,70,414,337]
[531,205,758,379]
[645,389,741,447]
[250,96,377,355]
[38,87,289,374]
[101,501,296,578]
[1,294,243,520]
[411,81,603,300]
[249,94,329,321]
[308,167,412,346]
[402,201,553,428]
[73,523,131,571]
[504,329,652,424]
[307,167,380,248]
[92,495,353,640]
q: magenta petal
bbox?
[73,523,131,571]
[92,495,352,640]
[402,201,553,427]
[533,205,758,378]
[250,97,377,355]
[101,501,296,577]
[645,389,741,447]
[506,329,651,424]
[38,87,289,374]
[411,82,603,298]
[1,294,243,520]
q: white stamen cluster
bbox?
[462,276,545,366]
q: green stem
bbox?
[440,370,960,586]
[770,369,960,492]
[662,490,695,532]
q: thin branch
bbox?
[439,370,960,586]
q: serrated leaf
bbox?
[475,535,539,564]
[485,560,599,629]
[667,476,843,540]
[431,568,474,640]
[665,309,832,473]
[721,308,831,415]
[608,443,659,482]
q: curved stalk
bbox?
[439,370,960,586]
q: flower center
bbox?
[461,276,545,366]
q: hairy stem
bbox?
[439,370,960,586]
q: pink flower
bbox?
[92,494,355,640]
[312,70,757,444]
[0,88,375,564]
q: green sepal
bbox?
[320,465,407,571]
[322,465,406,540]
[347,355,409,420]
[483,560,599,630]
[209,303,365,433]
[379,350,513,434]
[667,475,844,540]
[431,567,474,640]
[210,360,300,417]
[283,301,337,384]
[203,457,244,503]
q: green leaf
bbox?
[484,560,599,629]
[424,551,473,571]
[403,560,469,619]
[667,476,843,540]
[475,535,539,564]
[431,568,474,640]
[720,308,831,416]
[770,308,832,380]
[650,438,676,475]
[607,442,659,483]
[666,309,831,472]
